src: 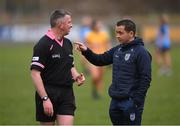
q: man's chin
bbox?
[117,39,122,43]
[64,32,70,36]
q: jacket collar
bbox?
[121,37,144,49]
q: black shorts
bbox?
[35,86,76,122]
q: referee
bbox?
[30,9,85,125]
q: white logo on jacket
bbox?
[130,113,136,121]
[124,53,131,61]
[69,54,73,58]
[115,55,119,58]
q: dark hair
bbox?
[50,9,71,28]
[116,19,136,35]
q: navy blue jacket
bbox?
[82,37,151,106]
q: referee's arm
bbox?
[30,41,54,117]
[31,69,48,98]
[31,69,54,117]
[30,42,49,99]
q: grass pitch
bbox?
[0,43,180,125]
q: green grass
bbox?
[0,43,180,125]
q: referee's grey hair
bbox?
[50,9,71,28]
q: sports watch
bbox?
[42,96,49,101]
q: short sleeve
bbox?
[30,41,49,72]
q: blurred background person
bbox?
[155,14,172,76]
[79,16,92,74]
[85,19,111,99]
[80,16,92,43]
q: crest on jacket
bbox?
[125,53,131,61]
[130,113,136,121]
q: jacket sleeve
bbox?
[133,47,152,106]
[81,47,116,66]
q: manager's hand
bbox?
[74,42,87,51]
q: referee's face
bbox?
[60,15,72,35]
[115,25,133,44]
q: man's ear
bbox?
[58,23,63,29]
[129,31,134,37]
[57,21,63,29]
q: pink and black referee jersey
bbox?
[30,30,74,87]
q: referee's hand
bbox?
[75,73,85,86]
[43,99,54,117]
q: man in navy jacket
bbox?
[75,19,151,125]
